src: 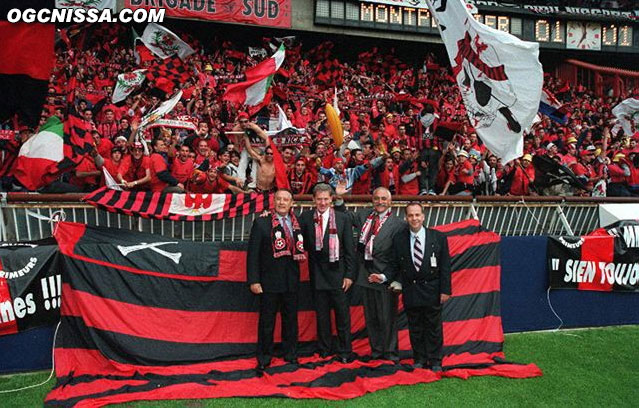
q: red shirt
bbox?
[69,156,99,188]
[510,165,535,196]
[149,153,170,192]
[189,175,230,193]
[171,157,195,184]
[630,166,639,186]
[351,161,372,195]
[288,170,314,194]
[456,160,475,185]
[398,161,419,195]
[191,136,220,154]
[96,138,113,159]
[119,155,151,188]
[436,167,455,192]
[101,158,121,186]
[608,163,628,183]
[97,122,118,140]
[571,161,596,189]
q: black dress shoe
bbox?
[256,362,269,372]
[413,362,424,369]
[319,352,331,359]
[338,356,350,364]
[431,365,443,373]
[286,358,299,365]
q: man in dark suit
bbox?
[335,186,405,363]
[381,202,451,372]
[247,189,306,371]
[299,183,355,363]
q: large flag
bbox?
[611,97,639,137]
[427,0,543,164]
[0,1,55,127]
[140,23,195,60]
[13,114,94,191]
[45,219,540,407]
[538,89,568,125]
[223,44,285,111]
[145,57,191,94]
[13,117,65,191]
[112,69,146,103]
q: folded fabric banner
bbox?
[548,220,639,292]
[45,219,541,407]
[0,239,60,337]
[83,187,273,221]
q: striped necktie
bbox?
[413,235,423,271]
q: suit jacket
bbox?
[336,204,406,291]
[299,209,355,291]
[246,216,300,293]
[385,226,451,308]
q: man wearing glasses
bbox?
[241,113,277,193]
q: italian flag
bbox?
[223,44,285,111]
[13,116,64,191]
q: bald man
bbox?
[335,187,405,363]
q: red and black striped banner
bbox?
[45,219,541,407]
[548,220,639,292]
[83,187,273,221]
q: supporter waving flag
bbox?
[223,44,285,115]
[427,0,542,164]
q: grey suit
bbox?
[337,205,405,361]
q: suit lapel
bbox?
[418,228,432,275]
[373,212,395,246]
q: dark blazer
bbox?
[385,226,451,308]
[246,216,300,293]
[299,209,355,290]
[336,204,406,291]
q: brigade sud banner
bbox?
[0,240,61,337]
[547,221,639,292]
[125,0,292,28]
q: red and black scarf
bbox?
[272,211,305,261]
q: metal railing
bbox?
[1,193,638,242]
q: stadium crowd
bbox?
[1,24,638,197]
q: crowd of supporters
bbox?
[1,24,638,197]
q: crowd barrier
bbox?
[3,193,639,241]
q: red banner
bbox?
[125,0,291,28]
